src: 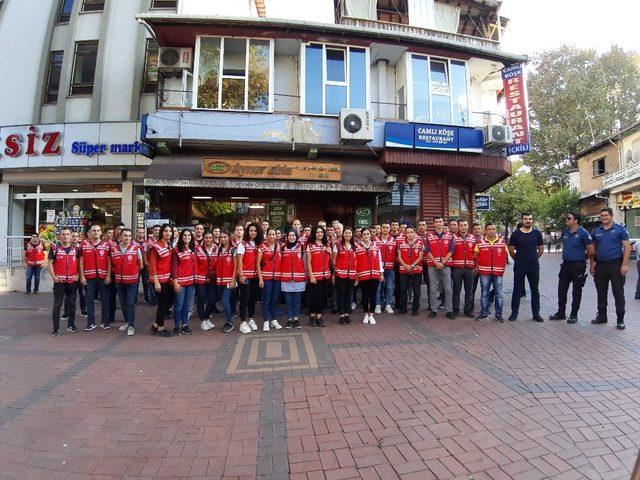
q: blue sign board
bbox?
[384,122,414,148]
[475,194,491,211]
[458,127,484,154]
[414,124,458,151]
[384,122,484,154]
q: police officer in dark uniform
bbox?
[549,212,594,324]
[590,207,631,330]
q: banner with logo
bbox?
[502,64,531,156]
[355,206,372,228]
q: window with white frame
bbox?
[409,54,469,125]
[302,43,369,115]
[194,36,273,111]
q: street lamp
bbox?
[385,174,419,222]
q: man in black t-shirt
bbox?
[508,212,544,322]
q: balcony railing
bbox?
[340,16,500,50]
[602,163,640,190]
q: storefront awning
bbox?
[144,154,389,193]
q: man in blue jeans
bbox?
[508,212,544,322]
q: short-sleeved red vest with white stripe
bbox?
[307,243,331,280]
[239,241,258,279]
[376,236,397,270]
[476,238,507,276]
[259,242,282,281]
[216,246,235,285]
[110,243,141,284]
[397,238,424,275]
[425,231,454,267]
[173,247,196,286]
[25,243,45,266]
[81,239,110,279]
[334,243,356,280]
[280,245,306,282]
[51,244,79,283]
[452,234,476,269]
[195,243,217,284]
[355,242,382,280]
[150,240,172,283]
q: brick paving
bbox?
[0,254,639,479]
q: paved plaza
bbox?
[0,254,639,480]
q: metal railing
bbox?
[602,163,640,190]
[0,236,31,272]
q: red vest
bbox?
[280,245,306,282]
[173,247,196,286]
[195,244,217,285]
[216,246,235,285]
[259,241,282,281]
[25,242,46,266]
[425,231,454,267]
[239,241,258,279]
[80,239,110,279]
[476,237,508,276]
[307,242,331,280]
[397,238,424,275]
[452,234,476,269]
[355,242,382,280]
[51,243,79,283]
[376,236,397,270]
[333,242,356,280]
[110,243,141,284]
[150,240,172,283]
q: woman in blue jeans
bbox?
[215,231,237,333]
[171,229,197,335]
[257,227,283,331]
[280,229,306,329]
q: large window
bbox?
[57,0,74,23]
[143,39,159,94]
[44,51,64,104]
[195,36,273,111]
[303,43,369,115]
[81,0,104,12]
[409,54,469,125]
[70,41,98,95]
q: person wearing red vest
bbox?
[216,231,237,333]
[332,228,357,325]
[111,228,143,336]
[24,234,46,295]
[79,224,111,331]
[396,226,423,316]
[355,228,384,325]
[196,231,218,332]
[257,227,283,332]
[148,224,174,337]
[281,229,306,329]
[474,222,508,322]
[471,222,485,309]
[306,226,332,327]
[171,229,197,336]
[425,216,455,319]
[236,223,264,335]
[375,222,397,315]
[451,220,477,318]
[48,227,80,335]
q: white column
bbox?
[0,183,10,266]
[376,59,388,119]
[121,181,134,228]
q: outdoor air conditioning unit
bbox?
[339,109,374,144]
[484,124,514,147]
[158,47,193,69]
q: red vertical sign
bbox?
[502,63,531,155]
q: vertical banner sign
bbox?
[502,64,531,156]
[355,207,372,228]
[268,199,287,230]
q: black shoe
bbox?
[293,320,301,329]
[156,328,173,337]
[549,313,566,321]
[567,317,578,324]
[464,312,475,319]
[285,320,294,329]
[222,323,234,333]
[635,294,640,300]
[67,325,79,333]
[150,324,158,334]
[452,309,460,316]
[532,315,544,323]
[345,315,352,324]
[427,311,437,318]
[446,312,456,320]
[173,326,181,336]
[475,316,487,321]
[61,315,69,321]
[84,324,96,332]
[331,309,338,314]
[617,321,625,330]
[308,317,316,327]
[591,318,607,325]
[397,310,407,315]
[316,318,326,327]
[508,315,517,322]
[81,311,88,317]
[495,316,504,323]
[24,292,30,296]
[339,317,346,325]
[52,329,60,336]
[181,325,192,335]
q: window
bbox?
[593,157,606,176]
[195,36,273,112]
[143,39,159,93]
[409,54,469,125]
[448,187,470,221]
[57,0,74,23]
[70,41,98,95]
[44,51,64,104]
[82,0,104,12]
[303,43,368,115]
[151,0,176,8]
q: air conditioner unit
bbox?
[158,47,193,69]
[339,109,374,144]
[484,124,514,147]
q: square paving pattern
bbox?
[0,255,639,479]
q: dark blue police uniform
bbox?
[553,226,592,320]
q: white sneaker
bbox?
[270,320,283,330]
[248,319,258,331]
[368,315,376,325]
[205,319,215,330]
[118,324,128,331]
[363,314,370,324]
[239,321,252,334]
[263,322,270,332]
[352,302,357,311]
[374,305,382,315]
[385,305,394,314]
[200,321,211,331]
[127,326,135,336]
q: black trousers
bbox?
[155,282,174,327]
[557,261,587,317]
[239,278,259,321]
[53,282,77,330]
[422,265,431,310]
[63,281,86,316]
[108,274,117,323]
[360,278,379,313]
[594,259,625,322]
[511,261,540,317]
[452,267,475,314]
[399,274,421,313]
[308,279,328,315]
[335,276,354,315]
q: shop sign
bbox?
[474,195,491,211]
[384,122,484,153]
[354,206,372,228]
[268,199,287,229]
[415,124,458,151]
[502,64,531,156]
[618,192,640,209]
[202,159,342,182]
[145,218,169,228]
[71,141,145,157]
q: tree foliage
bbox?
[540,188,581,230]
[525,45,640,184]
